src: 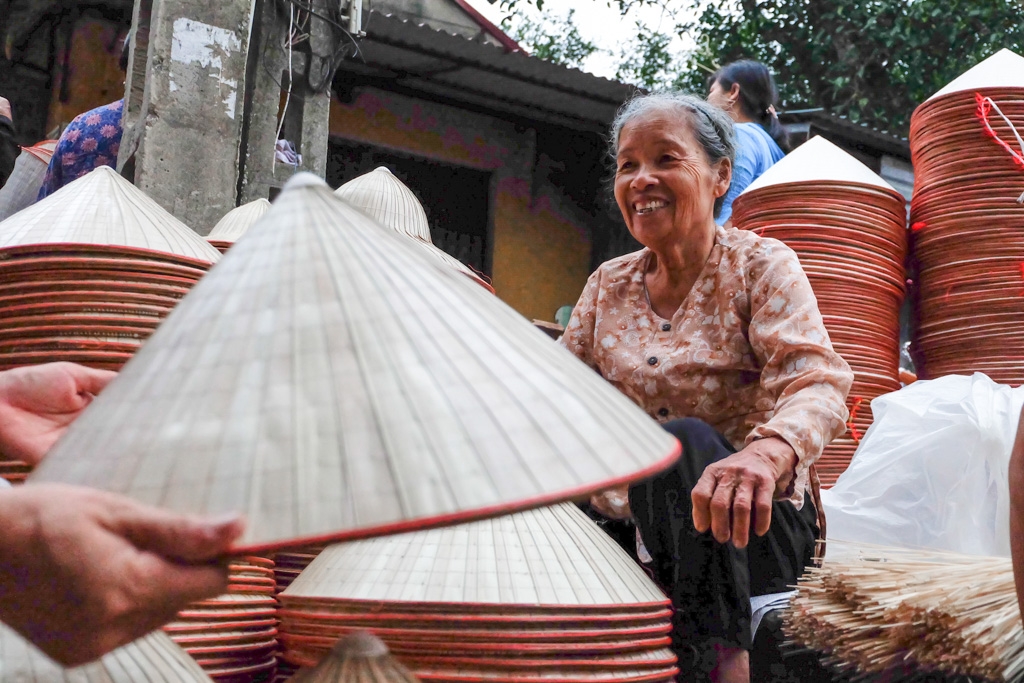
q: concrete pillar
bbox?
[238,0,331,203]
[118,0,257,233]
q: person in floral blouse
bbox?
[560,92,853,683]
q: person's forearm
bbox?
[1009,405,1024,623]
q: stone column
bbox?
[238,0,332,204]
[118,0,257,233]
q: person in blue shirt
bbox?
[707,60,789,226]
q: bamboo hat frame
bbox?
[0,624,212,682]
[29,174,680,553]
[0,166,221,264]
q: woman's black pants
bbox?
[628,418,819,679]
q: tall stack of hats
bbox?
[207,199,272,253]
[0,165,220,373]
[336,167,494,292]
[29,174,680,562]
[164,556,279,681]
[277,503,678,683]
[0,622,213,682]
[909,49,1024,384]
[731,136,907,486]
[0,165,220,478]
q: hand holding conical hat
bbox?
[0,166,221,264]
[335,168,493,291]
[282,503,668,608]
[29,173,679,553]
[0,623,212,682]
[208,198,273,244]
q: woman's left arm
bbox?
[691,241,853,548]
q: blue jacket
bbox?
[717,122,785,225]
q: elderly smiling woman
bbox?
[560,92,853,682]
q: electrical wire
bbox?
[272,1,295,172]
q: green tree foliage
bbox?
[675,0,1024,135]
[501,0,1024,136]
[503,8,600,69]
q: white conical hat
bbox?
[0,625,212,682]
[739,135,897,196]
[0,166,221,263]
[30,173,679,553]
[283,503,667,607]
[334,168,491,289]
[335,167,433,243]
[209,199,272,242]
[928,48,1024,100]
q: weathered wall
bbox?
[328,88,593,321]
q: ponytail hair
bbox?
[710,60,790,153]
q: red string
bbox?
[975,93,1024,171]
[846,396,864,443]
[911,221,926,232]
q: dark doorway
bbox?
[326,139,492,276]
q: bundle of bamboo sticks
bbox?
[784,541,1024,681]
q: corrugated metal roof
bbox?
[341,12,639,132]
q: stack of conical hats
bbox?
[909,49,1024,384]
[288,632,421,683]
[164,556,279,681]
[0,165,220,373]
[28,174,680,554]
[336,167,494,292]
[0,622,212,682]
[207,199,272,253]
[0,140,57,222]
[273,546,326,593]
[731,136,907,486]
[277,503,677,682]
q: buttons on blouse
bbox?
[657,408,669,417]
[647,356,658,366]
[661,323,671,332]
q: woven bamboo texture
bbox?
[0,623,212,682]
[282,503,667,607]
[335,168,493,291]
[732,136,907,486]
[0,166,220,263]
[336,167,432,242]
[29,173,679,553]
[909,49,1024,384]
[208,199,272,251]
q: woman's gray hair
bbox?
[609,91,737,216]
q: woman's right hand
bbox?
[0,484,244,666]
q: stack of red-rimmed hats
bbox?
[0,621,213,682]
[0,165,221,373]
[277,503,677,683]
[273,546,326,593]
[731,136,907,486]
[909,49,1024,384]
[336,167,494,293]
[207,199,272,254]
[164,556,279,681]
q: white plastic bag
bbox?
[821,373,1024,557]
